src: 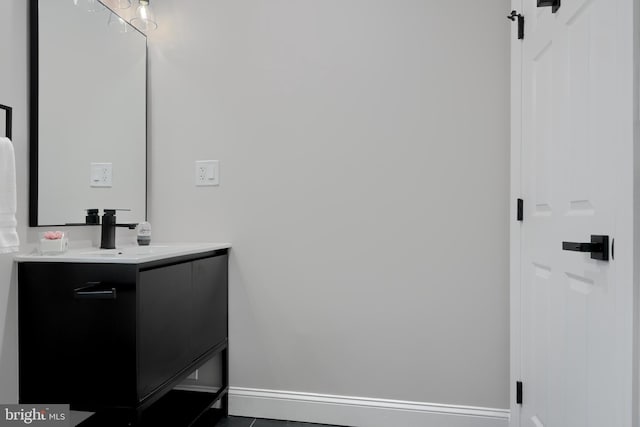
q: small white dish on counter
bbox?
[39,237,69,255]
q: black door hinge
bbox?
[517,198,524,221]
[516,381,523,404]
[507,11,524,40]
[537,0,560,13]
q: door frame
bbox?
[509,0,522,425]
[509,0,639,425]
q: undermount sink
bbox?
[14,243,232,264]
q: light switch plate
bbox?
[195,160,219,186]
[90,162,113,187]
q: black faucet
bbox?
[100,209,138,249]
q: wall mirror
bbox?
[30,0,147,226]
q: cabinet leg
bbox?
[221,394,229,417]
[223,347,229,416]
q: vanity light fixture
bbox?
[115,0,132,9]
[108,13,132,33]
[130,0,158,32]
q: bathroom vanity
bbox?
[15,243,230,426]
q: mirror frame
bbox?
[28,0,148,227]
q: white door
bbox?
[512,0,636,426]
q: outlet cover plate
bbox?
[90,162,113,187]
[195,160,219,186]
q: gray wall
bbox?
[0,0,29,404]
[0,0,509,412]
[149,0,510,409]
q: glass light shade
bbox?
[115,0,132,9]
[108,13,132,33]
[130,0,157,32]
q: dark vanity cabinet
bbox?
[18,249,229,425]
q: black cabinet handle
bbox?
[562,235,609,261]
[74,282,117,300]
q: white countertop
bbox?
[14,243,231,264]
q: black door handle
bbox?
[562,235,609,261]
[562,242,600,252]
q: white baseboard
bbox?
[178,385,510,427]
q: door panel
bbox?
[532,41,553,216]
[191,255,228,358]
[517,0,627,426]
[138,263,192,399]
[18,263,138,409]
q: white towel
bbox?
[0,137,19,254]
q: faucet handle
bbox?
[85,208,100,225]
[116,223,138,230]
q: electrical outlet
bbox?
[195,160,219,186]
[90,162,113,187]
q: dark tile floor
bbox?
[213,416,342,427]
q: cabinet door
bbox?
[191,255,228,359]
[138,263,192,399]
[18,263,138,409]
